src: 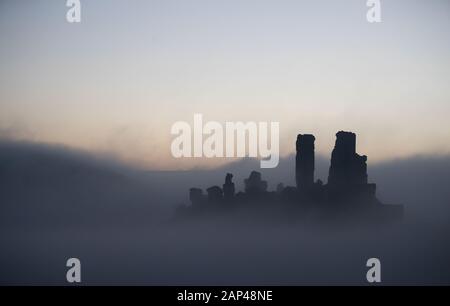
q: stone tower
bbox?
[328,131,368,186]
[223,173,235,200]
[296,134,315,190]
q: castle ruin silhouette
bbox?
[178,131,403,223]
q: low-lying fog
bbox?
[1,139,449,285]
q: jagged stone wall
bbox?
[244,171,268,194]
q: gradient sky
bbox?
[1,0,450,169]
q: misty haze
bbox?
[1,137,450,285]
[1,0,450,287]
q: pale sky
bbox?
[1,0,450,170]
